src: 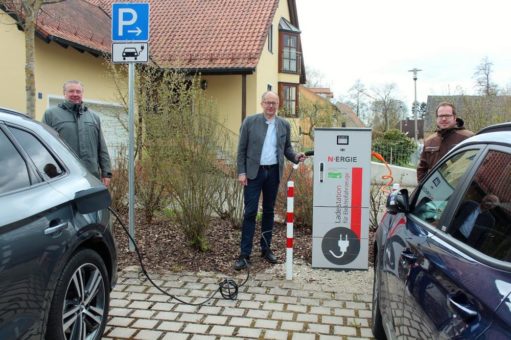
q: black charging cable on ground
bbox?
[109,207,250,305]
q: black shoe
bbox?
[234,256,250,271]
[261,249,278,264]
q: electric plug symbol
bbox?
[329,234,350,259]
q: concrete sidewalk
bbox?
[103,266,375,339]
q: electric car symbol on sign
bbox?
[122,47,139,60]
[0,107,117,340]
[372,122,511,339]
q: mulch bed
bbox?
[112,210,374,275]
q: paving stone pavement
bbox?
[103,266,375,339]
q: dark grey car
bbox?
[0,107,117,339]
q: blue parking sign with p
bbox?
[112,3,149,42]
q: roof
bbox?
[3,0,290,72]
[308,87,334,99]
[279,17,300,33]
[335,102,366,128]
[1,0,111,55]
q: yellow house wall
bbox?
[202,74,243,135]
[35,40,119,120]
[0,13,27,113]
[0,11,121,120]
[249,0,300,118]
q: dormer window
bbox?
[279,18,301,74]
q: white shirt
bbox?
[260,117,277,165]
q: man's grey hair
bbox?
[261,91,278,102]
[63,80,84,92]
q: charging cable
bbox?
[109,207,249,305]
[371,151,394,192]
[285,150,314,183]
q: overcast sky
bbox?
[296,0,511,111]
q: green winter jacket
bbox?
[42,101,112,179]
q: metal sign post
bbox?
[112,3,150,251]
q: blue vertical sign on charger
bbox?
[112,3,150,42]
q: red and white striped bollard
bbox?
[286,180,294,280]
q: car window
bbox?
[449,150,511,262]
[0,129,31,194]
[411,149,479,226]
[8,126,64,180]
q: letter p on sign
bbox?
[118,8,137,37]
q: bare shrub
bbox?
[213,157,244,228]
[109,145,129,215]
[137,68,234,251]
[135,156,168,224]
[276,161,314,228]
[369,183,389,231]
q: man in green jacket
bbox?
[43,80,112,186]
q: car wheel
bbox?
[46,249,110,340]
[371,252,387,340]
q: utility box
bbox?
[312,128,372,269]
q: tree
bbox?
[369,83,406,133]
[1,0,61,117]
[346,79,371,120]
[473,56,498,96]
[298,93,339,143]
[304,65,329,88]
[372,129,417,166]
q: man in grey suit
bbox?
[235,91,305,270]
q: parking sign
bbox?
[112,3,149,42]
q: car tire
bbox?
[371,253,387,340]
[46,249,110,340]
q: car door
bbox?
[379,147,481,338]
[399,145,511,338]
[0,125,73,339]
[445,146,511,338]
[378,211,413,339]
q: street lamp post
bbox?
[408,68,422,142]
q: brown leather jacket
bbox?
[417,118,474,182]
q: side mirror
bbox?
[386,189,409,214]
[74,186,111,214]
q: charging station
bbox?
[312,128,372,269]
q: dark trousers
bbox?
[240,165,280,257]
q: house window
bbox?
[282,34,298,72]
[278,18,301,74]
[268,24,273,53]
[267,84,272,91]
[279,83,298,117]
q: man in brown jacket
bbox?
[417,102,474,182]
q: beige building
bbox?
[0,0,305,143]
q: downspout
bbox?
[242,74,247,121]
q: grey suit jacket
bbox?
[237,113,298,180]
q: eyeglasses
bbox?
[263,101,279,106]
[437,114,454,119]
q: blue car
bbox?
[372,123,511,339]
[0,108,117,339]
